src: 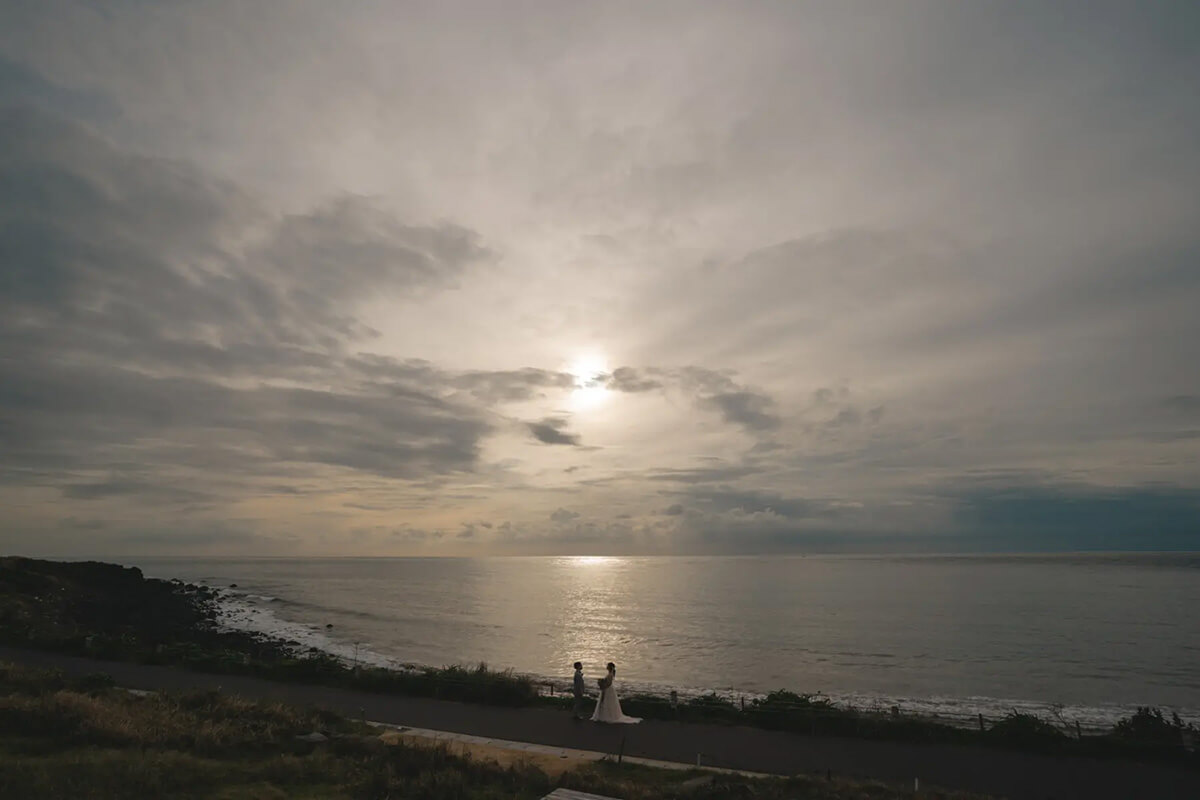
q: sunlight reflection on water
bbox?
[129,554,1200,723]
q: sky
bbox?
[1,1,1198,556]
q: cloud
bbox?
[653,505,865,555]
[0,355,491,484]
[0,55,118,122]
[550,507,580,523]
[2,4,1200,555]
[478,517,646,555]
[606,367,662,393]
[59,479,213,505]
[261,196,491,309]
[0,105,510,512]
[681,487,837,520]
[383,526,445,542]
[0,108,493,380]
[48,518,280,555]
[700,391,780,432]
[452,368,575,404]
[945,481,1200,551]
[676,370,782,436]
[605,366,782,436]
[643,463,764,484]
[813,388,839,406]
[1165,395,1200,417]
[828,407,862,428]
[525,417,581,446]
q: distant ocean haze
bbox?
[126,554,1200,729]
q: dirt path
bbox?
[3,646,1197,799]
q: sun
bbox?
[567,354,610,410]
[567,555,616,567]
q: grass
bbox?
[615,689,1199,765]
[0,662,993,800]
[0,556,541,706]
[3,556,1197,768]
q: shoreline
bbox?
[211,583,1197,734]
[4,643,1199,800]
[125,551,1200,734]
[5,555,1197,768]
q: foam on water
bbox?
[133,554,1200,734]
[212,588,1189,732]
[524,676,1183,732]
[822,690,1170,732]
[214,589,404,671]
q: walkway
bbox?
[3,646,1198,799]
[369,720,770,777]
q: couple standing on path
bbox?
[573,661,641,724]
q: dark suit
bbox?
[572,669,586,718]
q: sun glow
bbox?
[568,354,610,410]
[566,555,616,567]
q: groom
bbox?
[571,661,586,720]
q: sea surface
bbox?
[124,553,1200,730]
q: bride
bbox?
[590,662,641,724]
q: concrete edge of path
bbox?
[363,719,774,778]
[117,684,775,778]
[7,647,1200,800]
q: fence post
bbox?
[1076,721,1082,740]
[696,752,701,767]
[618,735,626,764]
[978,713,985,732]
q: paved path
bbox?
[4,646,1199,800]
[369,720,772,777]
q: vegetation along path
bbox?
[2,646,1197,800]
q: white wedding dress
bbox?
[590,673,641,724]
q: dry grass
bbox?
[0,679,340,755]
[0,662,996,799]
[378,729,591,778]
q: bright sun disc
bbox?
[568,355,609,409]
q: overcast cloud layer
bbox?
[1,1,1198,556]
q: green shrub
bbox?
[1111,707,1194,750]
[984,711,1068,751]
[0,661,1029,799]
[6,557,1200,769]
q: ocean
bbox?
[124,553,1200,731]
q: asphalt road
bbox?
[3,646,1197,799]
